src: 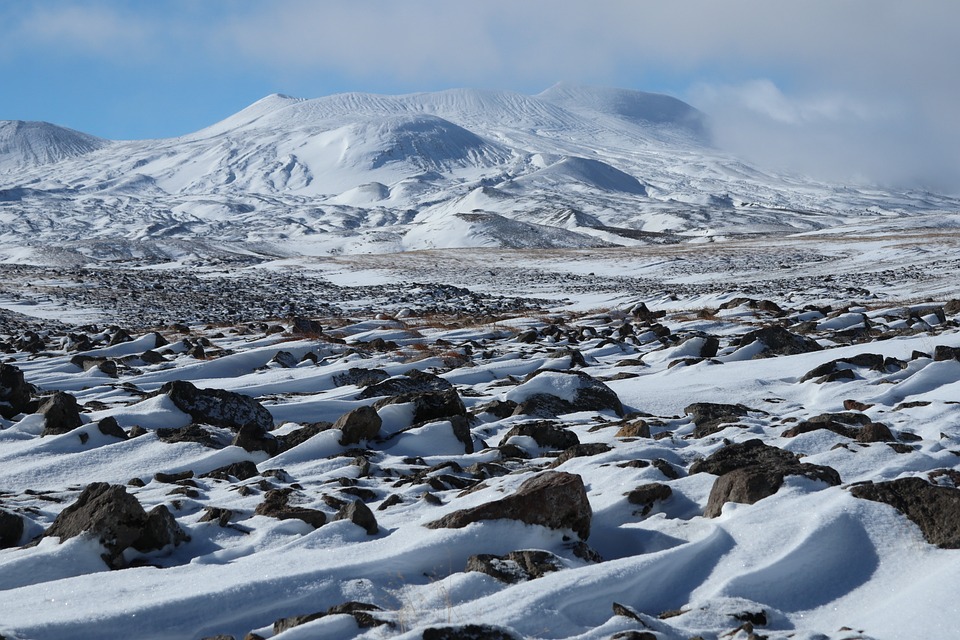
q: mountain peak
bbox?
[0,120,108,172]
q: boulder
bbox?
[269,351,298,368]
[202,460,260,481]
[160,380,273,432]
[333,368,390,388]
[626,483,673,516]
[426,471,592,540]
[374,388,466,425]
[684,402,752,437]
[231,423,279,455]
[615,420,651,438]
[423,625,520,640]
[498,421,579,450]
[465,549,565,583]
[273,602,387,634]
[738,325,822,357]
[0,509,24,548]
[0,363,32,419]
[851,477,960,548]
[334,406,382,446]
[39,391,84,436]
[44,483,189,569]
[357,369,452,399]
[254,488,326,528]
[508,370,624,418]
[692,439,841,517]
[334,499,379,535]
[290,317,323,336]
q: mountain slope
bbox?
[0,85,957,265]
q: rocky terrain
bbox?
[1,237,960,640]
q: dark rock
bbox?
[498,421,579,450]
[512,370,624,417]
[154,470,194,483]
[290,317,323,335]
[39,391,84,436]
[97,417,128,440]
[934,345,960,362]
[422,625,520,640]
[0,509,24,548]
[160,380,273,432]
[705,467,787,518]
[357,370,451,399]
[334,499,379,535]
[782,412,872,438]
[199,507,233,527]
[378,494,403,511]
[269,351,298,368]
[843,399,874,412]
[44,483,189,569]
[611,420,649,439]
[333,368,390,388]
[109,328,133,345]
[334,406,382,445]
[684,403,751,437]
[276,421,333,452]
[140,349,166,365]
[652,458,681,480]
[254,488,326,528]
[156,424,224,448]
[465,549,564,583]
[851,477,960,548]
[478,399,518,419]
[694,440,841,517]
[627,483,673,516]
[548,442,612,468]
[0,363,32,419]
[374,388,466,425]
[273,602,385,634]
[426,471,592,540]
[231,423,279,455]
[738,325,822,357]
[856,422,895,443]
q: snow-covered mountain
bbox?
[0,84,957,264]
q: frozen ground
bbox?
[0,225,959,640]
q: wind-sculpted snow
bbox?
[2,85,958,263]
[1,237,960,639]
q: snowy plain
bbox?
[0,85,959,640]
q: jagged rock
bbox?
[334,499,379,535]
[154,470,194,483]
[357,369,451,399]
[479,399,519,419]
[374,388,466,424]
[627,483,673,516]
[334,406,382,445]
[332,367,390,388]
[44,482,189,569]
[269,351,298,368]
[231,423,279,455]
[856,422,895,443]
[254,488,326,528]
[781,412,872,438]
[851,477,960,548]
[290,317,323,335]
[934,345,960,362]
[423,625,520,640]
[0,363,32,419]
[549,442,612,468]
[273,602,386,634]
[465,549,565,583]
[738,325,822,357]
[499,421,579,450]
[160,380,273,432]
[0,509,24,548]
[97,417,128,440]
[156,424,224,448]
[695,440,841,517]
[276,421,333,452]
[426,471,592,540]
[140,349,166,364]
[509,370,624,417]
[615,420,651,438]
[39,391,84,436]
[684,402,752,437]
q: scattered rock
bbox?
[510,370,624,417]
[0,509,24,548]
[615,420,651,438]
[627,483,673,516]
[96,417,128,440]
[684,402,752,437]
[374,388,466,424]
[334,406,382,445]
[334,499,379,535]
[0,363,32,419]
[498,421,579,450]
[39,391,84,436]
[254,488,326,528]
[333,367,390,388]
[159,380,273,432]
[422,625,520,640]
[851,477,960,548]
[44,482,189,569]
[426,471,592,540]
[465,549,565,583]
[738,325,823,357]
[231,423,279,455]
[357,369,452,400]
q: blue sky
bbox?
[2,0,959,192]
